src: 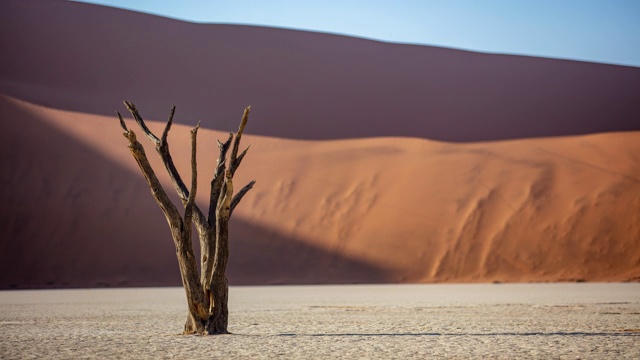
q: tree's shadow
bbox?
[277,331,640,337]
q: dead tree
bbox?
[117,102,255,335]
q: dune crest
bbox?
[1,0,639,141]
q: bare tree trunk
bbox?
[207,171,233,333]
[117,103,254,335]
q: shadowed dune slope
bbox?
[1,95,639,288]
[0,95,393,288]
[1,0,640,141]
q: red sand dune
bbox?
[1,95,639,288]
[1,1,639,288]
[1,0,640,142]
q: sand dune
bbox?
[1,0,640,141]
[1,95,638,288]
[1,0,639,288]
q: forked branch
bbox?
[122,101,207,226]
[123,101,160,144]
[208,133,233,226]
[116,112,180,225]
[230,106,250,173]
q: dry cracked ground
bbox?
[1,283,639,359]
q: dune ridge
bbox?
[1,0,639,141]
[1,95,638,288]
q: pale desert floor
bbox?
[1,284,639,359]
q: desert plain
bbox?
[1,284,639,359]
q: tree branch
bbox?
[229,106,250,172]
[230,180,256,216]
[123,101,160,144]
[122,101,208,228]
[184,122,200,225]
[160,105,176,146]
[230,145,250,177]
[208,134,233,226]
[121,128,182,229]
[117,111,128,132]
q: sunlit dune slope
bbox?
[1,96,638,288]
[1,0,640,141]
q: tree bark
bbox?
[207,171,233,334]
[118,103,254,335]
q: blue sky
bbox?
[73,0,640,68]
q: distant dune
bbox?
[1,0,639,288]
[1,0,640,142]
[1,96,638,288]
